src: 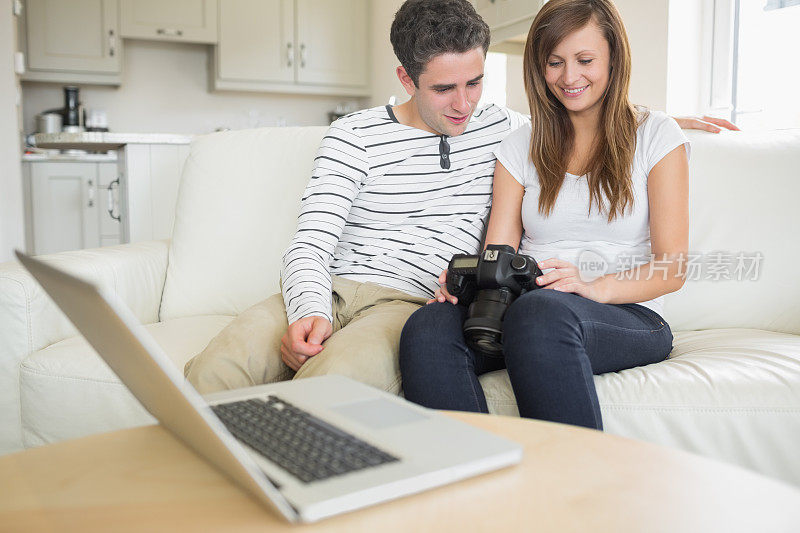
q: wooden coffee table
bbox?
[2,412,799,532]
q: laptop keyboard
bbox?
[211,396,399,483]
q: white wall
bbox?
[0,6,24,263]
[505,53,528,115]
[369,0,406,107]
[370,0,674,115]
[22,40,366,135]
[666,0,710,116]
[503,0,676,114]
[613,0,670,111]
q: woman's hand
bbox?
[536,258,609,303]
[428,269,458,305]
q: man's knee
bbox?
[293,299,428,394]
[185,351,255,394]
[296,342,402,393]
[184,293,292,393]
[295,312,411,393]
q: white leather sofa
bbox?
[2,125,799,488]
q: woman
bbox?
[398,0,690,431]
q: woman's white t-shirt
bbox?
[493,110,690,317]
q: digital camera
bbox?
[446,244,544,357]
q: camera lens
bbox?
[463,289,516,357]
[465,325,503,356]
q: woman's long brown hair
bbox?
[523,0,642,222]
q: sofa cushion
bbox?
[19,315,234,448]
[160,126,328,320]
[662,130,800,335]
[160,127,800,334]
[480,328,800,486]
[0,240,169,455]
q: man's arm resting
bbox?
[673,115,740,133]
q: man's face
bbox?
[410,48,485,137]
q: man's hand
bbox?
[280,316,333,371]
[673,115,740,133]
[428,269,458,304]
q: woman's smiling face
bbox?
[544,20,611,120]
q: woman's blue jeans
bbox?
[399,289,673,430]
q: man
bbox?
[185,0,736,395]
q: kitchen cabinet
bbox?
[23,159,121,255]
[216,0,294,84]
[475,0,498,29]
[294,0,368,87]
[476,0,543,44]
[118,143,191,244]
[214,0,369,96]
[120,0,218,44]
[497,0,541,26]
[20,0,122,85]
[98,162,122,247]
[30,134,193,252]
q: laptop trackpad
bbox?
[332,398,429,430]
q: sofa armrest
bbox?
[0,240,169,454]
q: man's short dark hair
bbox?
[390,0,491,86]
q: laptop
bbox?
[16,250,522,523]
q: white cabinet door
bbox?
[475,0,498,28]
[217,0,294,83]
[25,0,120,74]
[120,0,218,43]
[496,0,541,29]
[120,143,191,244]
[98,162,121,246]
[295,0,368,87]
[214,0,369,95]
[30,162,100,255]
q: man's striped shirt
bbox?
[281,104,528,324]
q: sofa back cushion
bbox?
[160,126,327,320]
[662,130,800,334]
[161,125,800,335]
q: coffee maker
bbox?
[37,86,85,133]
[61,86,84,132]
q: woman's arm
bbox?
[430,161,525,304]
[537,144,689,303]
[484,161,525,250]
[595,143,690,303]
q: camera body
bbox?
[446,244,544,356]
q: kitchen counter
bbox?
[22,152,118,162]
[32,132,193,151]
[25,133,192,247]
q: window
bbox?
[763,0,800,9]
[478,52,507,108]
[714,0,800,130]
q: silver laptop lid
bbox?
[15,250,298,522]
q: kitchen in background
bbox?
[17,0,372,256]
[22,81,193,255]
[11,0,542,259]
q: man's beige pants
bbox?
[185,276,428,395]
